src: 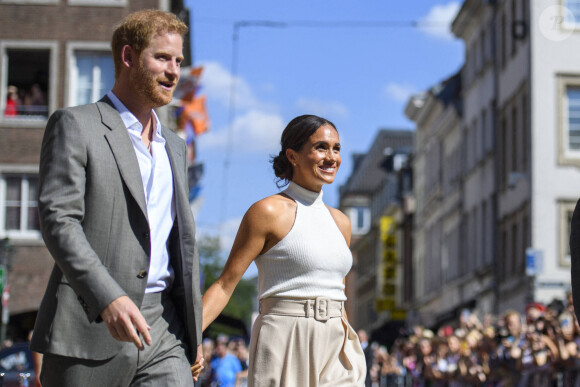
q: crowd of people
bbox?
[4,84,47,117]
[360,294,580,386]
[196,334,250,387]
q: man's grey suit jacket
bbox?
[30,96,202,362]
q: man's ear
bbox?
[120,45,135,68]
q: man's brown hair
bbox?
[111,9,188,79]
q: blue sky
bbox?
[184,0,464,271]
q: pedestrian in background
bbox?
[210,335,242,387]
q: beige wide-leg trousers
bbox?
[248,297,366,387]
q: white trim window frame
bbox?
[566,86,580,153]
[0,40,58,127]
[0,169,41,240]
[0,0,57,4]
[558,74,580,166]
[559,200,576,268]
[67,0,126,6]
[349,206,371,236]
[66,42,115,107]
[564,0,580,28]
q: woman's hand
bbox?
[191,355,204,382]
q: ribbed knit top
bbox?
[255,181,352,301]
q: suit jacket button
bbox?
[137,270,148,279]
[143,232,150,239]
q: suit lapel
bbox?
[163,127,188,211]
[97,97,148,221]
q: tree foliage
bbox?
[198,235,256,337]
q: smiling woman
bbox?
[284,123,341,192]
[201,114,366,386]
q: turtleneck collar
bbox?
[284,181,324,207]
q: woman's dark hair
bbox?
[271,114,337,188]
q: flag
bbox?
[174,66,203,101]
[182,95,210,136]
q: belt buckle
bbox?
[314,297,330,321]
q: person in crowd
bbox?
[29,9,203,386]
[201,114,366,385]
[379,346,405,386]
[567,291,575,316]
[211,335,242,387]
[358,329,374,386]
[5,85,18,117]
[366,300,580,386]
[230,337,249,371]
[416,332,439,382]
[197,338,216,387]
[442,334,462,386]
[23,83,47,116]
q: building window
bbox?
[566,87,580,151]
[511,0,517,56]
[67,43,115,107]
[1,41,57,124]
[0,0,57,4]
[501,114,508,187]
[70,51,114,106]
[349,206,370,235]
[559,200,576,267]
[521,92,528,172]
[67,0,126,6]
[0,174,40,239]
[511,104,518,171]
[3,49,49,119]
[565,0,580,25]
[481,108,488,155]
[480,28,487,68]
[482,201,488,265]
[501,11,507,68]
[558,75,580,165]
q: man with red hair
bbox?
[31,10,202,386]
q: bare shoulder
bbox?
[243,193,297,252]
[247,193,294,217]
[327,206,351,244]
[244,193,296,228]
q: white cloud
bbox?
[231,110,285,152]
[418,2,461,41]
[199,60,272,111]
[260,82,276,94]
[198,109,285,153]
[194,60,285,153]
[294,98,350,119]
[383,82,418,103]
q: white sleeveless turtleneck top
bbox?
[254,181,352,301]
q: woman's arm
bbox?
[202,196,293,331]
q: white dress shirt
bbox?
[107,91,175,293]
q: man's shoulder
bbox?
[50,101,103,120]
